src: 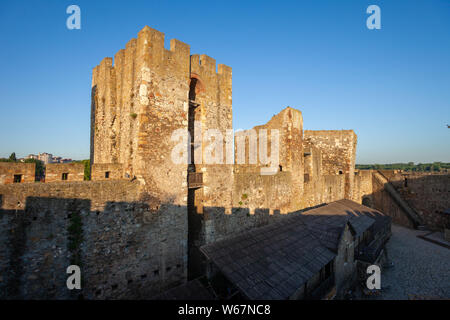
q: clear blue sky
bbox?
[0,0,449,163]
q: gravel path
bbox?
[378,224,450,299]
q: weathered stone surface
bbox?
[0,181,187,299]
[4,25,436,300]
[91,163,124,181]
[0,163,35,184]
[45,163,84,183]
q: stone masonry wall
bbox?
[45,163,84,183]
[0,180,187,299]
[371,172,416,229]
[304,130,357,201]
[353,170,373,205]
[380,171,450,230]
[0,163,35,184]
[91,163,124,181]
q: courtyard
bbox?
[376,224,450,299]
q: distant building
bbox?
[26,154,39,160]
[23,153,72,164]
[38,153,53,164]
[52,156,62,163]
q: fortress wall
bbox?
[377,171,450,230]
[91,163,124,181]
[304,130,357,201]
[322,174,346,203]
[45,163,84,182]
[303,140,323,208]
[188,108,304,276]
[353,169,373,205]
[0,163,35,184]
[0,180,188,299]
[190,54,234,216]
[371,172,416,228]
[233,108,304,211]
[91,27,193,251]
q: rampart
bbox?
[372,171,450,230]
[0,180,187,299]
[91,163,123,181]
[45,163,84,182]
[304,130,357,201]
[0,163,35,184]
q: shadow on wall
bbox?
[360,172,450,231]
[0,188,336,301]
[0,191,388,301]
[0,195,189,300]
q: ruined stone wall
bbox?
[233,108,304,211]
[353,170,373,205]
[303,140,323,208]
[45,163,84,182]
[0,180,187,299]
[322,175,346,203]
[304,130,357,201]
[380,171,450,230]
[91,163,124,181]
[0,163,35,184]
[88,25,366,285]
[371,172,416,229]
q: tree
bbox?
[9,152,17,162]
[24,158,44,179]
[73,159,91,180]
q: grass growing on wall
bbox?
[67,210,83,267]
[73,159,91,180]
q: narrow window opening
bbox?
[338,170,343,175]
[279,165,283,172]
[189,78,198,101]
[13,174,22,183]
[404,178,408,187]
[62,172,69,181]
[105,171,110,179]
